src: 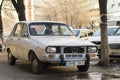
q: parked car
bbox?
[4,21,98,74]
[88,26,119,60]
[72,29,94,40]
[108,27,120,61]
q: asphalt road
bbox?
[0,52,120,80]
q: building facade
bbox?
[107,0,120,21]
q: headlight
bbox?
[88,47,97,53]
[46,47,56,53]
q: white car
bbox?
[72,29,94,40]
[4,21,98,74]
[88,26,119,60]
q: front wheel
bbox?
[32,56,45,74]
[77,54,90,72]
[77,60,90,72]
[8,50,16,65]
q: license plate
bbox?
[66,61,85,66]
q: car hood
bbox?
[30,36,95,46]
[88,36,101,42]
[88,35,120,44]
[108,36,120,44]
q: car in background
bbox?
[72,29,94,40]
[4,21,98,74]
[88,26,119,60]
[108,27,120,61]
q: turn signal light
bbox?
[48,54,55,58]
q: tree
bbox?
[89,20,95,30]
[11,0,26,21]
[55,0,90,28]
[99,0,110,66]
[0,0,4,43]
[38,0,90,28]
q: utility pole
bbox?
[0,0,4,43]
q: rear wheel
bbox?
[31,55,45,74]
[8,50,16,65]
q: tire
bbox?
[77,54,90,72]
[8,50,16,65]
[31,56,44,74]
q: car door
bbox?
[10,23,23,58]
[18,24,31,60]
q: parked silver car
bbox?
[88,26,119,60]
[4,21,98,74]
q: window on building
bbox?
[111,4,115,8]
[118,3,120,7]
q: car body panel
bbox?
[31,36,95,46]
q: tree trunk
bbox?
[99,0,110,66]
[11,0,26,21]
[0,0,4,43]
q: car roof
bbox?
[107,26,119,28]
[16,20,66,24]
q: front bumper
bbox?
[41,53,87,66]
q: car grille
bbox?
[109,44,120,49]
[55,46,85,53]
[64,46,84,53]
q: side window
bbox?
[14,24,22,37]
[21,24,28,37]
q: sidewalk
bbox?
[90,60,120,75]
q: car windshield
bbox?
[29,23,73,36]
[72,30,80,37]
[93,27,118,36]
